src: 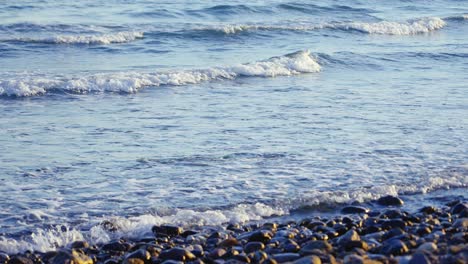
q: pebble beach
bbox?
[2,196,466,264]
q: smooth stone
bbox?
[293,256,321,264]
[452,218,468,229]
[152,225,183,236]
[250,251,268,263]
[232,253,251,263]
[209,248,227,259]
[451,203,468,214]
[283,240,301,252]
[161,261,184,264]
[377,196,404,206]
[380,239,409,255]
[102,241,129,252]
[299,241,332,255]
[409,252,431,264]
[415,226,432,236]
[8,256,33,264]
[51,250,93,264]
[338,230,360,246]
[419,206,437,214]
[244,242,265,253]
[71,241,89,249]
[417,242,437,252]
[181,230,198,237]
[381,219,406,230]
[345,241,369,251]
[186,235,206,244]
[159,247,196,261]
[272,253,301,263]
[248,230,273,243]
[219,238,238,248]
[126,249,151,261]
[0,253,9,263]
[342,206,370,214]
[123,259,144,264]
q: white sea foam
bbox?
[335,17,446,35]
[0,203,285,254]
[0,50,321,97]
[10,31,144,44]
[208,17,447,35]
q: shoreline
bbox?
[2,195,467,264]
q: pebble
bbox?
[341,206,370,214]
[293,255,322,264]
[152,225,184,237]
[409,252,431,264]
[417,242,437,252]
[244,242,265,253]
[380,239,409,255]
[3,202,468,264]
[8,256,33,264]
[299,241,332,255]
[452,218,468,229]
[159,247,196,261]
[0,253,9,264]
[377,195,404,206]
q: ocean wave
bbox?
[205,17,447,35]
[0,50,321,97]
[0,203,284,254]
[445,14,468,21]
[5,31,144,45]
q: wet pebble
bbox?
[377,195,404,206]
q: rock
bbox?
[345,241,369,251]
[123,259,144,264]
[293,256,322,264]
[451,203,468,214]
[299,241,332,255]
[381,219,406,230]
[181,230,198,237]
[380,239,409,255]
[208,248,227,259]
[417,242,437,252]
[71,241,89,249]
[101,241,130,252]
[409,252,430,264]
[152,225,183,236]
[159,247,196,261]
[415,226,431,236]
[341,206,370,214]
[126,249,151,261]
[338,230,360,246]
[377,196,404,206]
[0,253,9,264]
[272,253,301,263]
[232,253,251,263]
[219,237,239,248]
[452,218,468,229]
[283,240,301,252]
[248,230,273,243]
[419,206,437,214]
[244,242,265,253]
[161,261,184,264]
[8,256,33,264]
[51,250,93,264]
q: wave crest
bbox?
[7,31,144,45]
[0,50,320,97]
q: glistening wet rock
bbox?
[377,195,404,206]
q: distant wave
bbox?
[204,17,447,35]
[0,50,320,97]
[4,31,144,45]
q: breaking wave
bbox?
[4,31,144,45]
[204,17,447,35]
[0,50,321,97]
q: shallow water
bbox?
[0,0,467,254]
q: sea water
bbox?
[0,0,467,254]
